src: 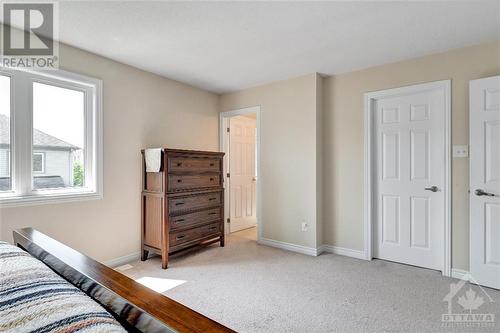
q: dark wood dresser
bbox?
[141,148,225,269]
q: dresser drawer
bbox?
[169,222,220,247]
[169,192,221,215]
[168,157,220,173]
[169,207,221,230]
[168,174,220,192]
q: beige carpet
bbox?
[121,228,500,332]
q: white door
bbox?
[373,82,448,271]
[470,76,500,289]
[229,116,257,232]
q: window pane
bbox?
[33,82,85,189]
[33,152,45,173]
[0,75,11,191]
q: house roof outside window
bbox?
[0,114,78,150]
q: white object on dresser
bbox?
[144,148,162,172]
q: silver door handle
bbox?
[475,189,496,197]
[425,186,439,192]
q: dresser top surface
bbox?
[141,148,224,156]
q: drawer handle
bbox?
[208,212,217,215]
[175,219,185,223]
[209,163,215,167]
[177,162,182,167]
[175,202,185,206]
[210,178,214,181]
[208,197,217,201]
[177,179,182,183]
[176,235,185,240]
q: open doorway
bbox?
[220,106,261,242]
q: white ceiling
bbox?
[52,1,500,92]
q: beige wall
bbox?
[1,29,497,271]
[323,41,500,270]
[220,74,321,248]
[0,41,220,262]
[220,41,500,270]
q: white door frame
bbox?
[363,80,452,277]
[220,106,262,241]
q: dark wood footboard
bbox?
[13,228,234,333]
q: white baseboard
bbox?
[257,238,367,259]
[451,268,470,280]
[104,252,141,268]
[320,244,367,260]
[258,238,320,256]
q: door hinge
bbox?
[226,127,230,133]
[226,173,230,178]
[227,218,231,224]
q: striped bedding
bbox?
[0,241,127,333]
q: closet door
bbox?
[470,75,500,290]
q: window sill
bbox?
[0,190,102,208]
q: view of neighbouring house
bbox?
[0,114,82,190]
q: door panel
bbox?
[229,116,257,232]
[485,203,500,265]
[485,88,500,110]
[410,130,429,180]
[382,195,400,244]
[470,75,500,289]
[374,83,446,271]
[382,132,400,180]
[410,197,429,248]
[485,121,500,182]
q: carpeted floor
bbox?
[121,228,500,332]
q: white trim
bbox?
[363,92,373,262]
[320,245,367,260]
[104,252,141,268]
[258,237,319,256]
[0,191,102,207]
[363,80,452,276]
[451,269,470,281]
[0,66,103,207]
[219,106,262,242]
[107,243,364,267]
[221,116,230,235]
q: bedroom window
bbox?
[0,66,102,206]
[33,82,85,189]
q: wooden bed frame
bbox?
[13,228,234,333]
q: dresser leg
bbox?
[220,234,225,247]
[141,249,149,261]
[161,254,169,269]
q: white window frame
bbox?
[32,152,45,174]
[0,66,103,207]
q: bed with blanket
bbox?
[0,228,233,333]
[0,241,126,332]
